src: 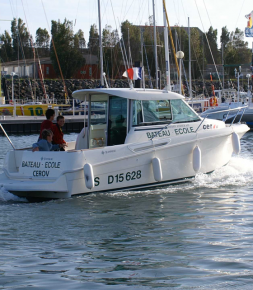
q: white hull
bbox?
[0,123,248,199]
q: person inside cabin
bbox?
[32,129,64,152]
[52,115,67,151]
[38,109,55,141]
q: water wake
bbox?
[104,156,253,197]
[0,186,27,202]
[194,156,253,189]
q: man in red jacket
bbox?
[52,115,67,151]
[39,109,55,140]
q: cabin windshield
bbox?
[132,99,200,126]
[171,99,200,123]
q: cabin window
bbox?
[171,99,200,123]
[132,100,172,126]
[107,96,127,146]
[132,100,143,125]
[132,99,200,126]
[89,95,108,148]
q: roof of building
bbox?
[2,57,52,66]
[2,53,99,67]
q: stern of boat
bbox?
[0,149,87,199]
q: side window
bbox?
[89,96,108,148]
[132,100,143,125]
[108,96,127,146]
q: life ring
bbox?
[209,96,218,107]
[9,100,13,105]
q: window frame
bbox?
[131,98,200,127]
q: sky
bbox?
[0,0,252,49]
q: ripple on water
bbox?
[0,133,253,289]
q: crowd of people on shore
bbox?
[32,109,67,152]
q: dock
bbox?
[0,115,85,134]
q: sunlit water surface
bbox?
[1,132,253,289]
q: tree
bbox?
[11,18,32,60]
[220,26,230,48]
[204,26,220,64]
[140,20,163,81]
[190,28,204,79]
[102,25,119,78]
[75,29,86,52]
[36,28,50,57]
[50,19,85,78]
[171,27,190,79]
[0,31,13,62]
[88,24,99,55]
[121,20,141,65]
[224,28,251,76]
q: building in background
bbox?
[1,54,101,79]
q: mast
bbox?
[163,2,170,91]
[152,0,158,88]
[34,46,36,100]
[98,0,104,87]
[221,42,224,90]
[162,0,184,94]
[202,33,204,95]
[175,30,178,85]
[128,28,132,67]
[141,28,145,88]
[188,17,192,99]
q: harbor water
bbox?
[1,132,253,289]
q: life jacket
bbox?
[209,96,218,107]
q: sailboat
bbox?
[0,0,249,199]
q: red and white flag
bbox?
[123,67,142,80]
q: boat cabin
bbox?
[73,88,201,150]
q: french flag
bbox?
[123,67,142,80]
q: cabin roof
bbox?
[72,88,184,101]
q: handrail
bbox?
[195,106,246,133]
[0,123,16,150]
[201,106,247,116]
[151,105,247,139]
[238,107,247,123]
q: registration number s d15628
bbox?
[94,170,142,186]
[108,170,141,184]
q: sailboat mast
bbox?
[163,2,170,91]
[141,28,145,88]
[221,42,224,89]
[98,0,104,87]
[188,17,192,99]
[152,0,158,89]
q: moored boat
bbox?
[200,89,253,128]
[0,102,70,117]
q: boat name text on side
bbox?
[146,127,194,138]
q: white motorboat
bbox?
[0,87,249,199]
[200,101,248,121]
[200,89,253,127]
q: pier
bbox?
[0,115,85,134]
